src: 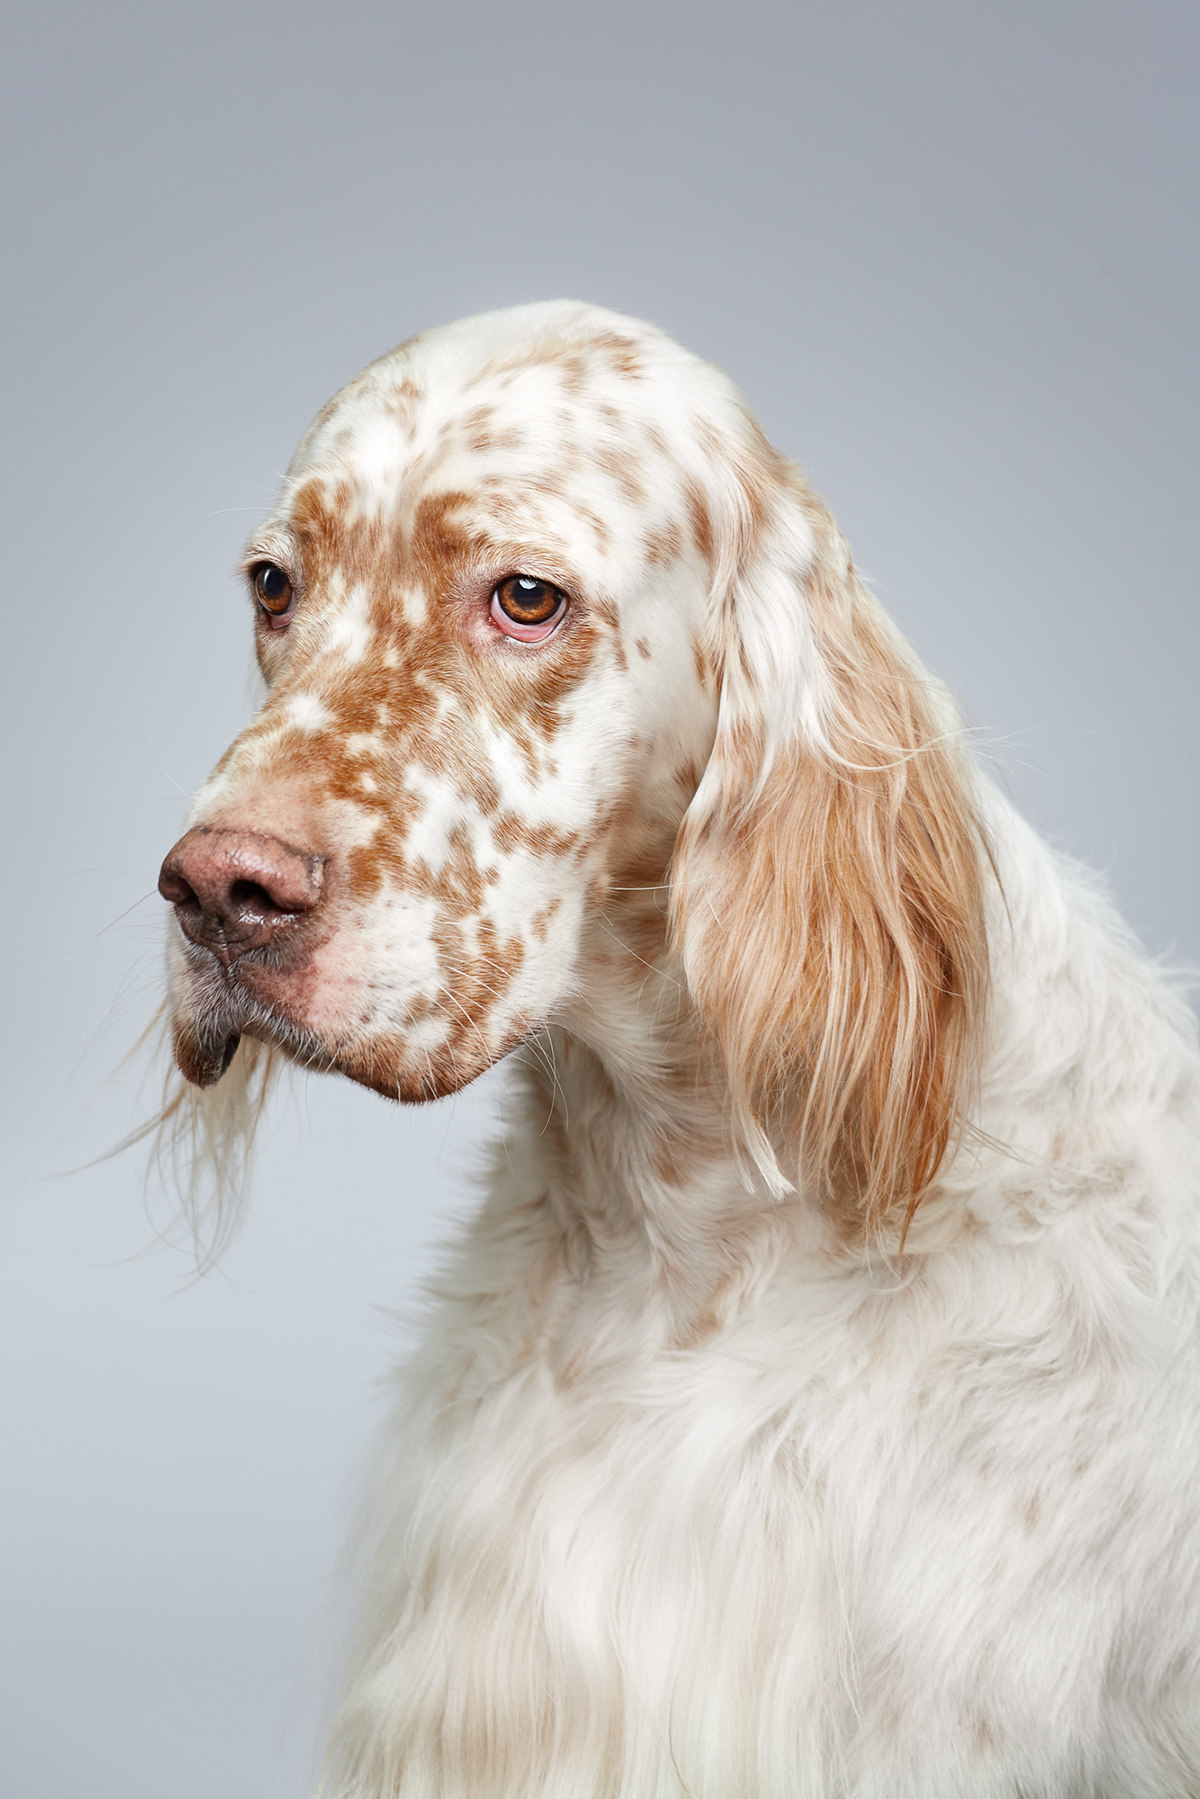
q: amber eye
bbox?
[252,563,294,618]
[493,575,566,626]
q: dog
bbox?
[158,302,1200,1796]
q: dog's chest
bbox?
[364,1228,1200,1796]
[389,1307,855,1784]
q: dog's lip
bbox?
[218,996,341,1069]
[169,964,301,1087]
[174,1003,329,1088]
[172,1021,243,1088]
[169,921,355,1087]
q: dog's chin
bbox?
[169,998,522,1105]
[320,1023,530,1105]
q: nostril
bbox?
[158,865,199,908]
[229,877,290,916]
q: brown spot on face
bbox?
[530,896,563,943]
[595,445,647,507]
[288,473,356,557]
[644,520,684,568]
[410,488,493,594]
[645,422,670,458]
[590,329,646,380]
[529,470,568,504]
[389,375,422,413]
[472,765,501,815]
[423,820,488,914]
[493,811,582,860]
[461,402,526,455]
[636,637,652,661]
[560,351,589,396]
[577,504,612,552]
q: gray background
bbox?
[2,2,1196,1794]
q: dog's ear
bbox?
[669,467,988,1236]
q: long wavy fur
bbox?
[670,466,989,1237]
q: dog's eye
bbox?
[491,575,567,641]
[252,563,294,622]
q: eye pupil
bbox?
[495,575,564,626]
[253,563,294,618]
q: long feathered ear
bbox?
[669,464,988,1237]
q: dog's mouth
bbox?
[168,932,541,1103]
[168,953,338,1089]
[173,1006,345,1089]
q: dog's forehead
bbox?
[278,307,733,535]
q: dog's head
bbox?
[160,302,986,1231]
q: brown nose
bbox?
[158,828,325,968]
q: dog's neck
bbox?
[513,793,1081,1324]
[509,895,828,1350]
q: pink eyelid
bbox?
[489,589,566,643]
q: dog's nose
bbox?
[158,828,325,967]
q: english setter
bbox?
[158,303,1200,1797]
